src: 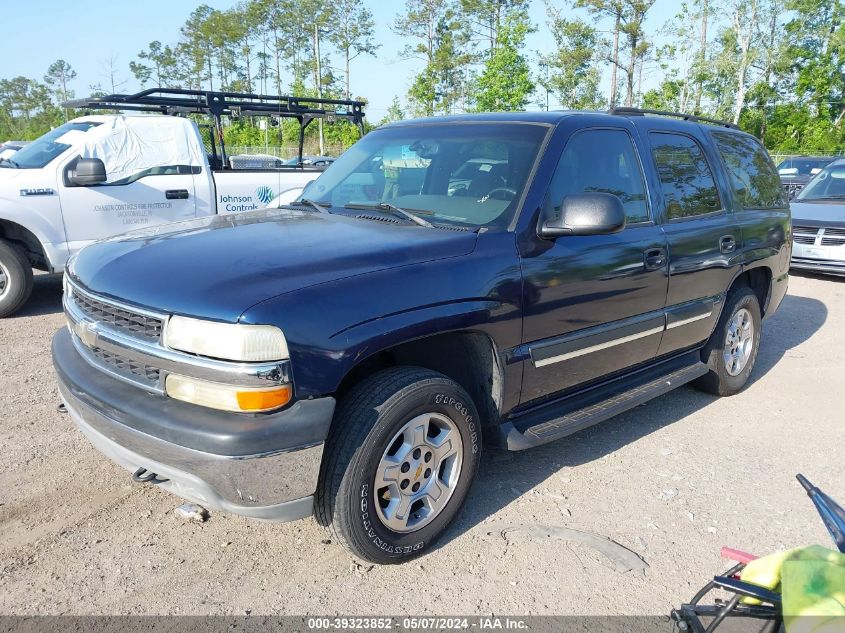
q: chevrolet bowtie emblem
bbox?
[75,321,98,348]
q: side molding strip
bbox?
[534,325,665,367]
[666,310,712,330]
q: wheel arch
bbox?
[729,265,772,316]
[333,329,504,431]
[0,218,51,271]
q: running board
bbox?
[496,353,708,451]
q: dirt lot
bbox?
[0,272,843,616]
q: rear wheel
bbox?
[0,240,33,318]
[693,286,761,396]
[315,367,481,564]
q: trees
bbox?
[44,60,77,121]
[329,0,379,100]
[474,11,535,111]
[0,76,60,140]
[540,8,604,110]
[460,0,530,55]
[395,1,473,116]
[130,41,181,88]
[574,0,656,107]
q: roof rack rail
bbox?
[64,87,365,122]
[609,107,739,130]
[64,87,366,166]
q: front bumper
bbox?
[791,256,845,276]
[791,240,845,276]
[53,328,335,521]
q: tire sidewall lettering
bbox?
[358,482,425,554]
[431,393,479,454]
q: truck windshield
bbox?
[300,122,549,229]
[5,121,100,169]
[796,162,845,200]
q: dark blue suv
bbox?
[52,109,790,563]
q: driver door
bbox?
[518,127,669,405]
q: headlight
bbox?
[163,315,289,362]
[165,374,292,412]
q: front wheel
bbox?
[315,367,481,564]
[0,239,33,318]
[693,286,762,396]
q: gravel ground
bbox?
[0,272,843,616]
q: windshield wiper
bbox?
[0,157,18,168]
[345,202,435,228]
[289,198,330,214]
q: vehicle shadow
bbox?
[437,293,828,550]
[789,269,845,284]
[13,273,64,318]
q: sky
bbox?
[0,0,678,120]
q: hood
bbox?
[791,200,845,224]
[69,209,478,322]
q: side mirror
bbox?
[71,158,107,186]
[539,192,626,239]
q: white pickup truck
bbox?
[0,114,324,317]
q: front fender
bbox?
[0,196,68,270]
[239,231,524,400]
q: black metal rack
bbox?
[610,106,739,130]
[64,88,367,166]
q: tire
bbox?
[315,367,482,564]
[0,239,33,318]
[693,286,762,396]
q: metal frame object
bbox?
[64,88,367,167]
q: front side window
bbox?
[301,122,549,229]
[547,129,650,224]
[650,132,722,220]
[2,121,100,169]
[713,132,785,209]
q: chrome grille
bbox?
[821,228,845,246]
[70,289,163,342]
[90,346,161,382]
[792,226,819,245]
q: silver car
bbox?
[791,158,845,275]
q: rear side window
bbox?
[549,128,650,224]
[650,132,722,220]
[712,132,786,209]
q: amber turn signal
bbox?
[236,385,292,411]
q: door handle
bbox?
[643,247,667,270]
[165,189,189,200]
[720,235,737,253]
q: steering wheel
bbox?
[483,187,517,201]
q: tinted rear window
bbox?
[713,132,785,209]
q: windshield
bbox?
[3,121,100,169]
[796,162,845,200]
[300,122,549,229]
[778,157,833,176]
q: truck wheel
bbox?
[315,367,481,564]
[0,240,33,318]
[693,286,761,396]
